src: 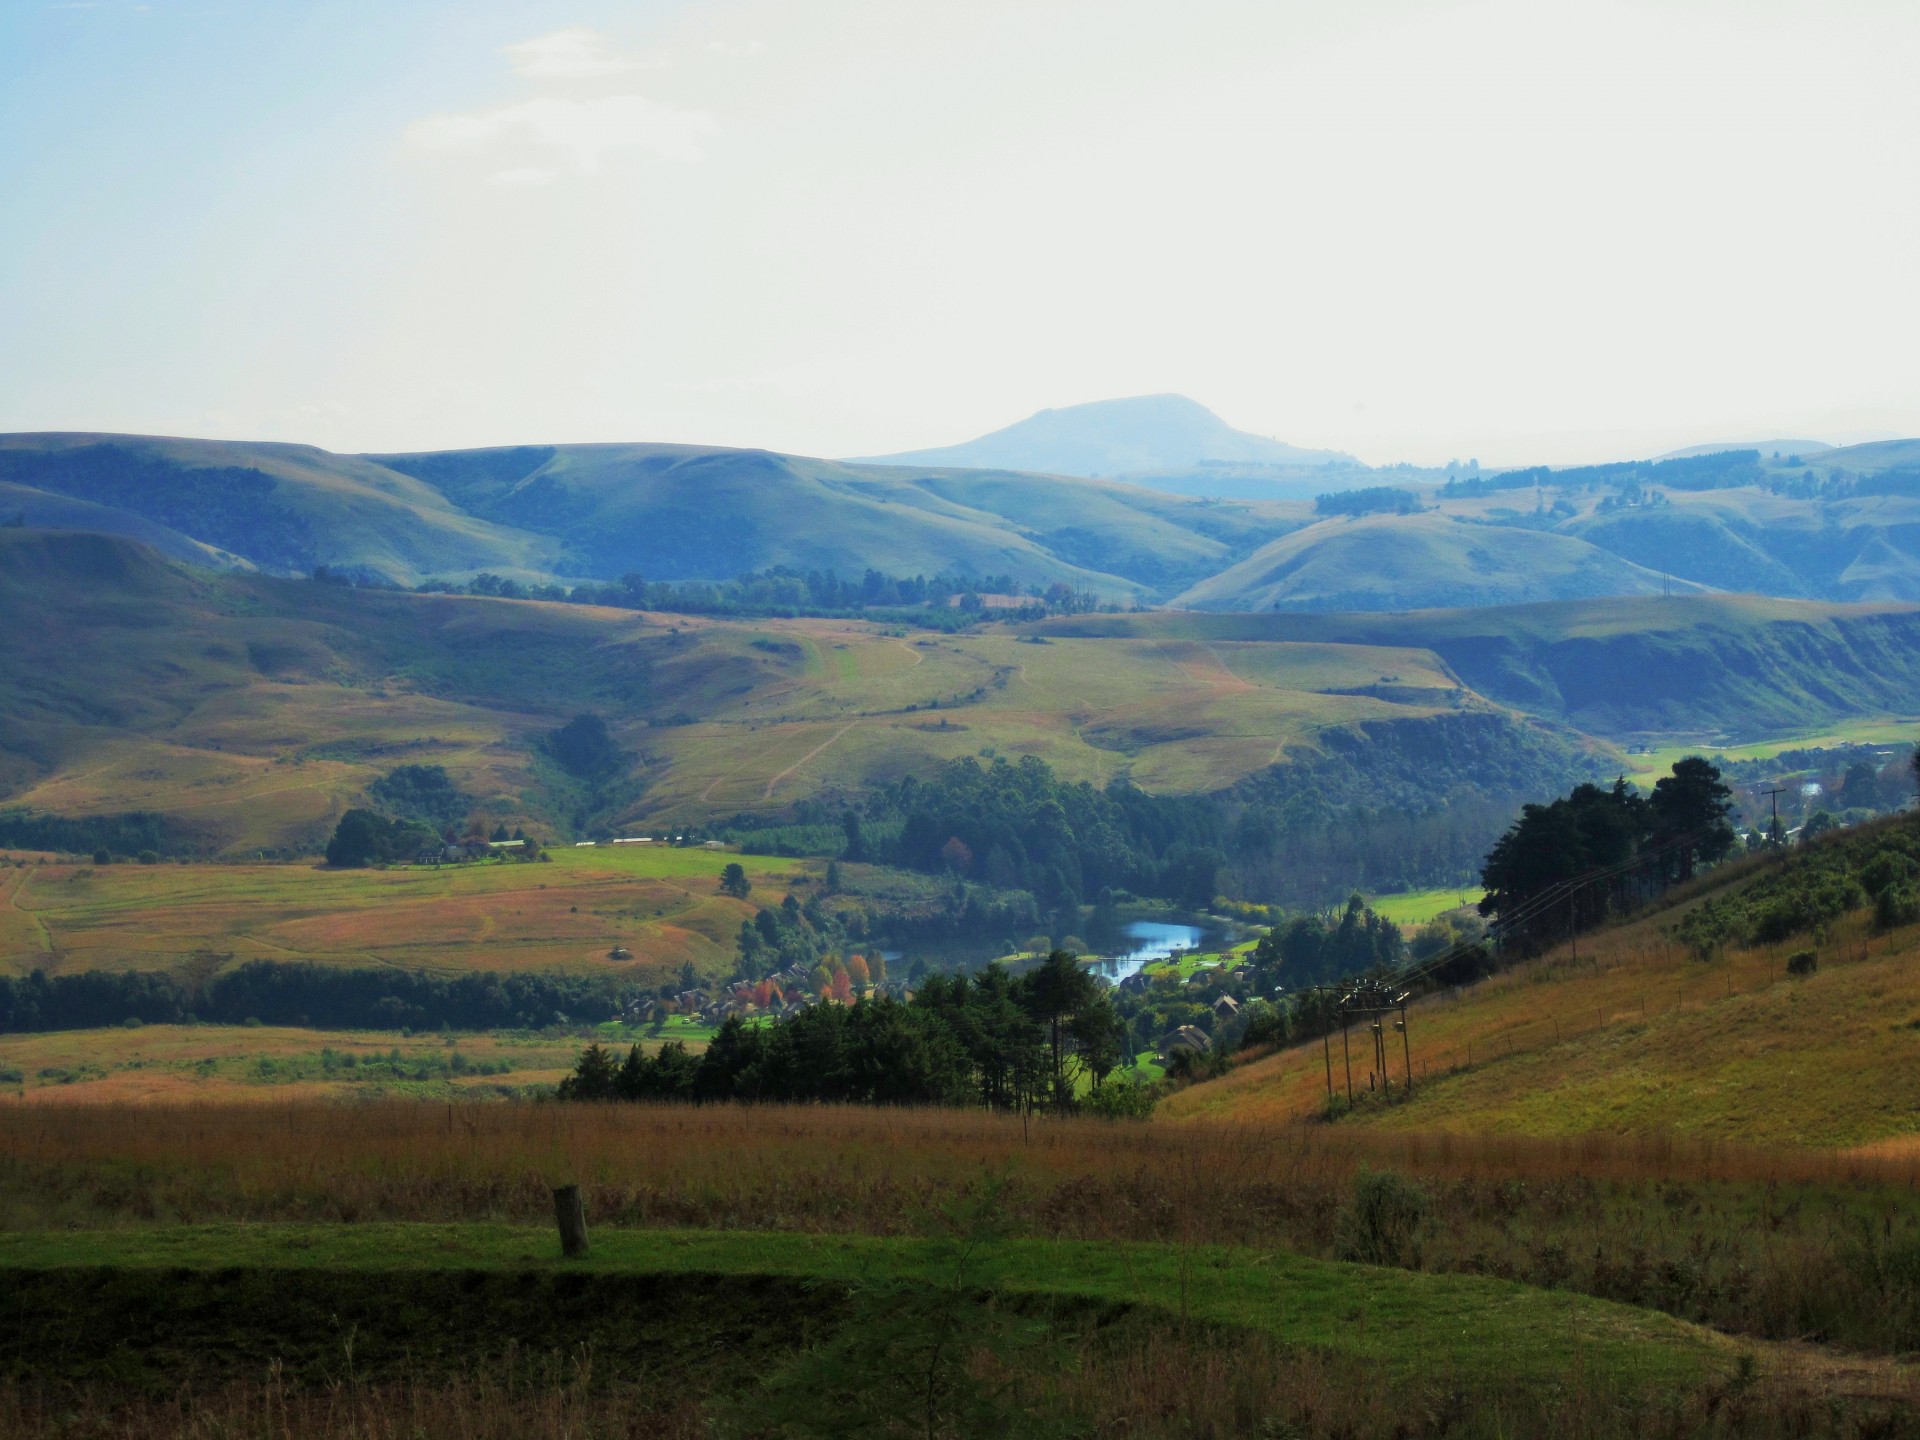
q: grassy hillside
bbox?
[1172,511,1702,612]
[375,440,1308,596]
[1163,816,1920,1148]
[1040,595,1920,740]
[7,532,1919,861]
[0,530,1521,850]
[0,432,557,582]
[10,426,1920,613]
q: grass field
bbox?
[1367,886,1485,926]
[1623,717,1920,785]
[0,1222,1724,1393]
[11,1100,1920,1424]
[0,1023,585,1102]
[0,844,803,981]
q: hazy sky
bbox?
[3,0,1917,466]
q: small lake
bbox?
[1085,921,1206,984]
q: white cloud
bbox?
[501,27,661,80]
[407,95,717,179]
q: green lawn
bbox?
[0,1224,1730,1394]
[1369,887,1484,926]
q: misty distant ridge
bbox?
[858,396,1858,479]
[858,394,1354,478]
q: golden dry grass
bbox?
[0,1024,583,1103]
[1163,899,1920,1148]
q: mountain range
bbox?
[2,402,1917,611]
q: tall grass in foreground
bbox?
[2,1338,1913,1440]
[9,1102,1920,1354]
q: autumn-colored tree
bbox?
[829,969,855,1005]
[845,953,870,990]
[939,836,973,874]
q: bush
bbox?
[1334,1169,1429,1268]
[1860,851,1918,900]
[1878,885,1920,932]
[1081,1079,1159,1120]
[1786,950,1818,977]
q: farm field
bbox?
[0,1023,582,1102]
[0,844,804,981]
[1163,871,1920,1148]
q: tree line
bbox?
[346,565,1109,625]
[561,950,1136,1112]
[0,962,627,1034]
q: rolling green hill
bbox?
[7,426,1920,612]
[372,441,1305,595]
[0,432,558,582]
[1036,594,1920,740]
[1170,511,1705,612]
[4,531,1918,859]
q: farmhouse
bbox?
[1158,1025,1211,1061]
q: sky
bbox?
[2,0,1917,467]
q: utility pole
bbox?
[1762,786,1788,847]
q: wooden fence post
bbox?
[553,1184,589,1259]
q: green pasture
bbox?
[1368,887,1484,926]
[0,1223,1729,1394]
[1623,717,1919,785]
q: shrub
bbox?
[1786,950,1818,977]
[1860,851,1918,900]
[1334,1169,1429,1268]
[1878,885,1920,932]
[1081,1079,1159,1120]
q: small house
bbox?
[1158,1025,1212,1061]
[1212,994,1241,1022]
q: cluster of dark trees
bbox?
[324,810,445,868]
[562,951,1125,1111]
[862,717,1596,917]
[872,756,1226,916]
[0,961,626,1034]
[0,809,191,860]
[394,566,1106,625]
[1478,759,1737,948]
[1251,894,1406,988]
[367,765,473,828]
[1314,487,1421,517]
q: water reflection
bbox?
[1085,921,1205,984]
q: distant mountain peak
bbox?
[855,394,1351,478]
